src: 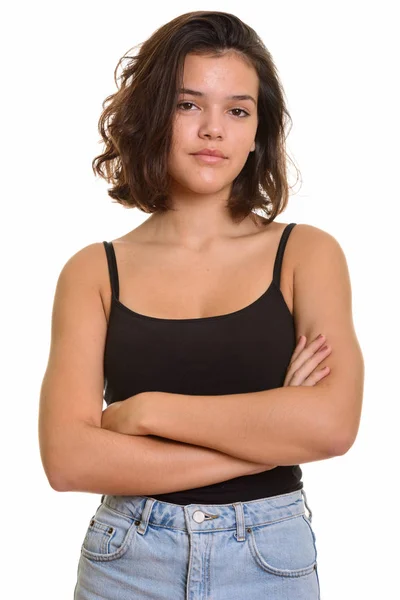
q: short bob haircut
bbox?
[92,10,301,225]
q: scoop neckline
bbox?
[111,279,279,323]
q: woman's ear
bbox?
[250,141,256,152]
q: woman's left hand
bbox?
[101,393,149,435]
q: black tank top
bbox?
[102,222,302,504]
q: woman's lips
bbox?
[192,154,226,163]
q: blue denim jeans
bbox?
[74,488,320,599]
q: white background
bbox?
[2,1,398,598]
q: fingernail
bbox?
[318,334,325,339]
[319,344,328,352]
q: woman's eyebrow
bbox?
[178,88,256,106]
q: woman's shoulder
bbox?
[290,222,341,242]
[286,223,351,318]
[55,242,112,308]
[58,241,110,276]
[288,222,346,262]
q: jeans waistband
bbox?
[100,489,312,543]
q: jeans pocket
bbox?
[81,503,138,562]
[248,513,318,577]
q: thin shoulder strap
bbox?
[272,223,297,288]
[102,241,120,300]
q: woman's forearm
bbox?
[54,423,275,495]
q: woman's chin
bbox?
[171,179,231,196]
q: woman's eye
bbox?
[230,108,250,118]
[177,102,197,111]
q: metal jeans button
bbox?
[192,510,205,523]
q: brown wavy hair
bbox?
[92,11,301,225]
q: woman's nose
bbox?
[198,111,224,139]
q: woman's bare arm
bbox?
[48,423,272,494]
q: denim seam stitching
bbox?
[248,527,317,578]
[102,501,140,522]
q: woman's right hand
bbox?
[250,334,331,474]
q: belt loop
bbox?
[301,489,313,523]
[100,494,105,504]
[137,498,155,536]
[233,502,246,542]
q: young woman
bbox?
[38,10,364,600]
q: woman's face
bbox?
[167,51,259,197]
